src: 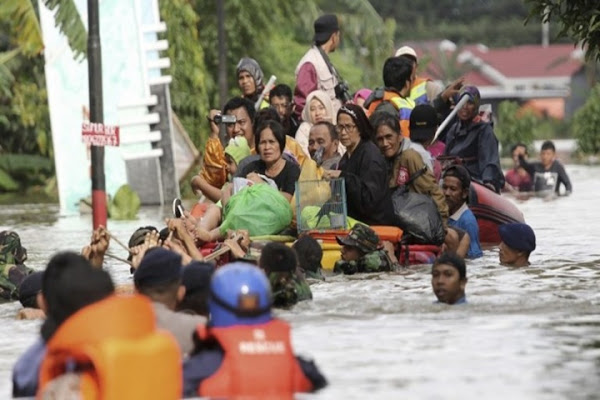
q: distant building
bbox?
[405,40,595,119]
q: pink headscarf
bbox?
[353,88,372,104]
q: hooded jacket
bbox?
[444,119,505,192]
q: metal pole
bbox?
[88,0,107,228]
[217,0,227,109]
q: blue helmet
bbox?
[209,262,272,327]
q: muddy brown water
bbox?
[1,164,599,399]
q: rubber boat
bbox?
[469,181,525,246]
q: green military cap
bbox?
[336,224,380,253]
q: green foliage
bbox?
[572,84,600,154]
[160,0,212,151]
[41,0,87,61]
[108,184,141,220]
[525,0,600,61]
[0,169,18,192]
[371,0,553,47]
[0,0,43,56]
[495,101,539,156]
[0,153,54,192]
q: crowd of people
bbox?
[2,12,567,398]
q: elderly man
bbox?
[308,121,341,170]
[498,223,536,267]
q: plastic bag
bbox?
[220,184,293,237]
[391,188,445,245]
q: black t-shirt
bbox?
[238,159,301,196]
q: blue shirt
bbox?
[13,337,46,397]
[448,203,483,259]
[434,295,467,305]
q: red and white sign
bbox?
[82,122,120,146]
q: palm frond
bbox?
[42,0,87,60]
[0,0,43,56]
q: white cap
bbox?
[395,46,417,60]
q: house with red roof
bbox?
[406,40,591,119]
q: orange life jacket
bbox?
[38,294,182,400]
[197,319,313,398]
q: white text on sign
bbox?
[81,122,120,147]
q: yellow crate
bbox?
[321,243,341,271]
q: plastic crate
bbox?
[295,178,347,233]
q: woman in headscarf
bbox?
[443,85,504,192]
[236,57,268,108]
[295,90,335,156]
[323,104,394,226]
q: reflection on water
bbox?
[1,165,599,398]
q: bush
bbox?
[495,100,538,156]
[572,84,600,155]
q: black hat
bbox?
[18,271,43,308]
[409,104,437,143]
[443,165,471,190]
[313,14,339,43]
[134,248,182,287]
[182,261,215,294]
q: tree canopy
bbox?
[525,0,600,61]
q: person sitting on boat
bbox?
[365,55,415,137]
[322,104,395,226]
[236,107,308,172]
[193,120,300,244]
[293,235,325,280]
[504,143,533,192]
[334,224,396,275]
[442,165,483,259]
[308,121,342,170]
[259,242,312,308]
[182,262,327,398]
[236,57,268,108]
[295,89,336,156]
[444,86,505,193]
[12,252,114,398]
[432,252,468,305]
[191,97,257,202]
[269,83,299,137]
[519,140,572,195]
[499,223,536,267]
[371,107,449,225]
[134,248,206,357]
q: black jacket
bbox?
[338,140,394,225]
[444,119,505,192]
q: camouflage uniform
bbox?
[0,231,34,301]
[333,224,396,275]
[269,269,313,308]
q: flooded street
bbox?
[1,164,599,399]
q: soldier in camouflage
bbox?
[259,242,312,308]
[0,231,34,301]
[334,224,396,275]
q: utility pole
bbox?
[87,0,107,228]
[217,0,227,109]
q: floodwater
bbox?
[1,164,599,399]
